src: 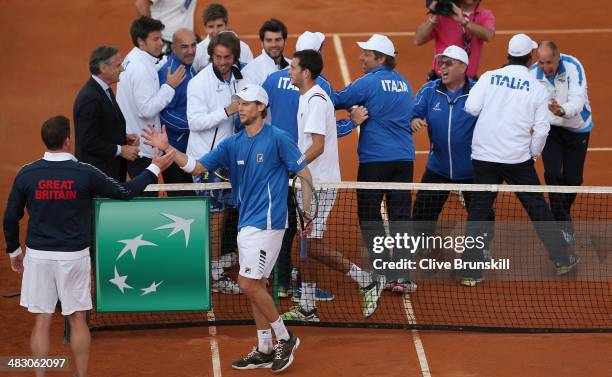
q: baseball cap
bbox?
[356,34,395,57]
[232,84,269,106]
[296,31,325,52]
[508,33,538,57]
[435,45,469,65]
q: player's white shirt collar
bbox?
[43,152,77,162]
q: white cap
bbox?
[435,45,469,65]
[232,84,269,105]
[508,33,538,57]
[296,31,325,52]
[357,34,395,57]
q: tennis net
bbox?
[88,181,612,332]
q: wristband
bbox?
[181,156,196,174]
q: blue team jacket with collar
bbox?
[158,53,197,152]
[335,66,415,163]
[412,78,477,180]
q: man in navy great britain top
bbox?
[3,115,174,377]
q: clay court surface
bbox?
[1,0,612,376]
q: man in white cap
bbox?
[410,45,480,249]
[460,33,580,286]
[261,31,367,301]
[335,34,417,294]
[143,83,309,372]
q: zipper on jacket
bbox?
[447,102,454,180]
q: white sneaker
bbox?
[212,275,242,294]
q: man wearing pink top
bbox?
[415,0,495,80]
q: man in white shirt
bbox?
[242,18,290,85]
[117,16,186,182]
[462,33,580,286]
[187,31,245,294]
[531,41,593,244]
[192,3,253,71]
[135,0,197,56]
[281,49,386,322]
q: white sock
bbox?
[299,282,317,312]
[257,329,273,354]
[270,317,290,341]
[347,263,372,288]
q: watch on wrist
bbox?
[461,17,469,26]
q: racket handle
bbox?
[299,236,308,258]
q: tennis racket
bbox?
[213,166,230,182]
[291,174,319,257]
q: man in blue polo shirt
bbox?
[261,31,367,300]
[334,34,416,293]
[143,84,307,372]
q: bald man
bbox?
[530,41,594,244]
[158,28,199,192]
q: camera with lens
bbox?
[426,0,461,16]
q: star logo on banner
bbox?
[141,281,164,296]
[116,234,158,260]
[155,213,194,247]
[109,266,133,294]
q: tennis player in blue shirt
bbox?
[143,84,307,372]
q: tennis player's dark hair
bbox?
[373,51,397,69]
[130,16,164,47]
[258,18,288,41]
[41,115,70,150]
[203,3,228,25]
[207,31,241,65]
[89,46,119,75]
[294,50,324,80]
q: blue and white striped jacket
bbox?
[530,53,593,133]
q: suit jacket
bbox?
[73,77,127,181]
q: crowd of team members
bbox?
[4,0,595,375]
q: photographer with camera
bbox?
[415,0,495,81]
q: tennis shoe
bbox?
[212,274,241,294]
[360,274,386,318]
[271,332,300,373]
[281,305,320,322]
[291,287,335,302]
[232,347,274,370]
[556,253,580,275]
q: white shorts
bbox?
[309,188,337,239]
[20,254,92,316]
[237,226,285,280]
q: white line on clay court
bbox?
[207,311,222,377]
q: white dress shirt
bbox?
[465,64,551,163]
[117,47,175,158]
[91,74,122,157]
